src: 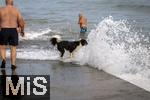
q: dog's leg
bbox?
[60,57,63,61]
[70,52,75,58]
[70,53,73,58]
[59,50,65,61]
[60,50,65,58]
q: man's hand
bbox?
[17,28,25,37]
[20,31,25,37]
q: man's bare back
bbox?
[78,14,87,28]
[0,5,24,33]
[0,6,19,28]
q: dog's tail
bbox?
[50,35,62,46]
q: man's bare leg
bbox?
[10,46,17,69]
[0,45,6,60]
[0,45,6,68]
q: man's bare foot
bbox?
[11,65,17,69]
[1,60,6,68]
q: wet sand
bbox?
[0,59,150,100]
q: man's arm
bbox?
[17,10,25,37]
[78,17,82,24]
[0,8,1,29]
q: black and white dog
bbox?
[50,35,88,58]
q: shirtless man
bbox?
[78,13,87,34]
[0,0,25,69]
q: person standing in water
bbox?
[78,13,87,37]
[0,0,25,69]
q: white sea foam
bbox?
[20,28,52,40]
[6,48,60,60]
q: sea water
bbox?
[0,0,150,92]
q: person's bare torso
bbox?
[0,5,19,28]
[79,16,87,28]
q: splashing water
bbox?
[74,16,150,92]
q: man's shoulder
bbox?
[9,6,21,15]
[0,7,5,10]
[11,6,19,11]
[0,6,18,11]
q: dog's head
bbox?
[80,39,88,46]
[50,35,62,46]
[50,38,57,46]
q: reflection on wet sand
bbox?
[0,68,23,100]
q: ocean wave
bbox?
[20,28,52,40]
[73,16,150,92]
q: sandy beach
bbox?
[0,59,150,100]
